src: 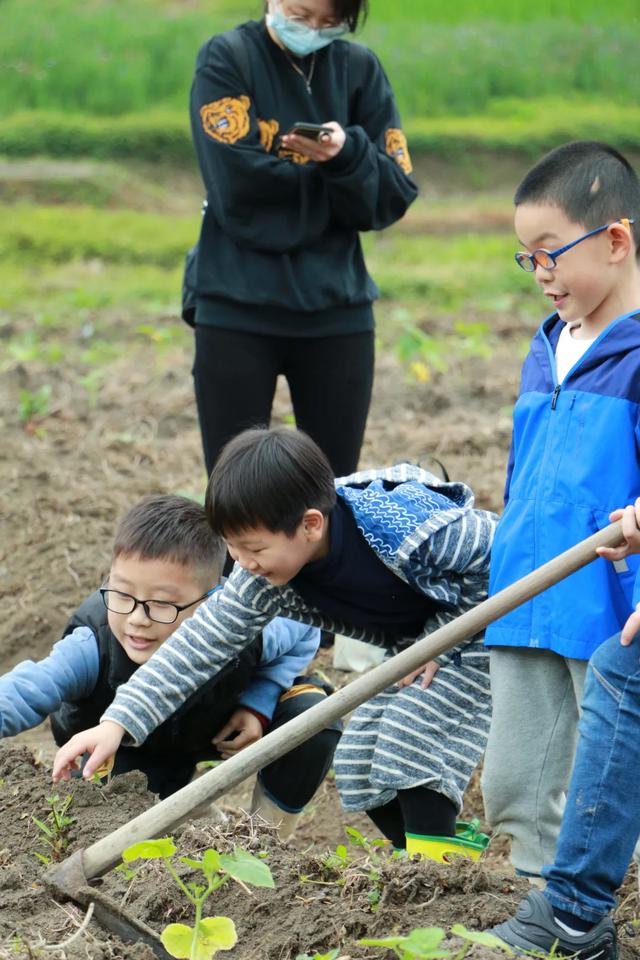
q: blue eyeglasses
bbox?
[515,217,635,273]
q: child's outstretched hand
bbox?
[212,708,264,759]
[597,497,640,562]
[52,720,125,782]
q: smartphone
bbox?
[285,122,333,141]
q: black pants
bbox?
[193,325,375,477]
[259,678,342,812]
[365,786,458,848]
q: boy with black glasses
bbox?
[481,141,640,905]
[0,494,338,835]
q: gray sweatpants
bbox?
[481,647,587,877]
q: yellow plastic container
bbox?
[406,819,490,863]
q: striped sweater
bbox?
[102,464,497,749]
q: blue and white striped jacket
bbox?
[103,464,498,745]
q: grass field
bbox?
[0,198,536,385]
[1,0,638,124]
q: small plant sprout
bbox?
[32,794,76,864]
[360,925,513,960]
[17,384,52,433]
[308,826,391,910]
[120,837,275,960]
[360,927,449,960]
[79,368,104,408]
[394,320,495,384]
[449,925,513,958]
[344,825,388,855]
[322,842,349,872]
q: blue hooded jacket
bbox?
[485,309,640,659]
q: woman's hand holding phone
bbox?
[280,120,346,162]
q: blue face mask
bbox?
[266,6,348,57]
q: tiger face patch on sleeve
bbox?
[200,95,251,144]
[276,146,311,165]
[258,118,279,153]
[385,128,413,175]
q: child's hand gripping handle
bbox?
[597,499,640,645]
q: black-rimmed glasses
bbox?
[515,217,635,273]
[100,587,213,624]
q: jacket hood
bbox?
[335,464,475,567]
[536,309,640,379]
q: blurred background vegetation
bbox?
[1,0,639,398]
[1,0,639,156]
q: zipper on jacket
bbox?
[551,385,561,409]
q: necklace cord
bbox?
[282,48,316,91]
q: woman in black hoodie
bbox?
[190,0,417,476]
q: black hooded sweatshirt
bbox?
[190,19,418,336]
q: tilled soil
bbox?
[0,741,530,960]
[1,303,639,957]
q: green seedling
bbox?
[313,827,390,909]
[452,320,493,359]
[79,369,104,408]
[115,860,139,884]
[360,925,513,960]
[121,836,275,960]
[449,925,513,959]
[32,794,75,864]
[17,384,51,427]
[360,927,449,960]
[394,320,495,384]
[344,825,389,855]
[345,825,390,909]
[396,326,448,383]
[322,842,349,872]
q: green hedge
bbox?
[2,99,640,163]
[406,99,640,156]
[0,111,191,163]
[0,204,196,266]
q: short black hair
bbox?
[515,140,640,254]
[206,428,336,537]
[113,494,225,580]
[331,0,368,31]
[263,0,368,32]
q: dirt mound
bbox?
[0,741,523,959]
[1,741,640,960]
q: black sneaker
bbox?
[491,890,617,960]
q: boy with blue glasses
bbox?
[0,494,337,835]
[481,140,640,954]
